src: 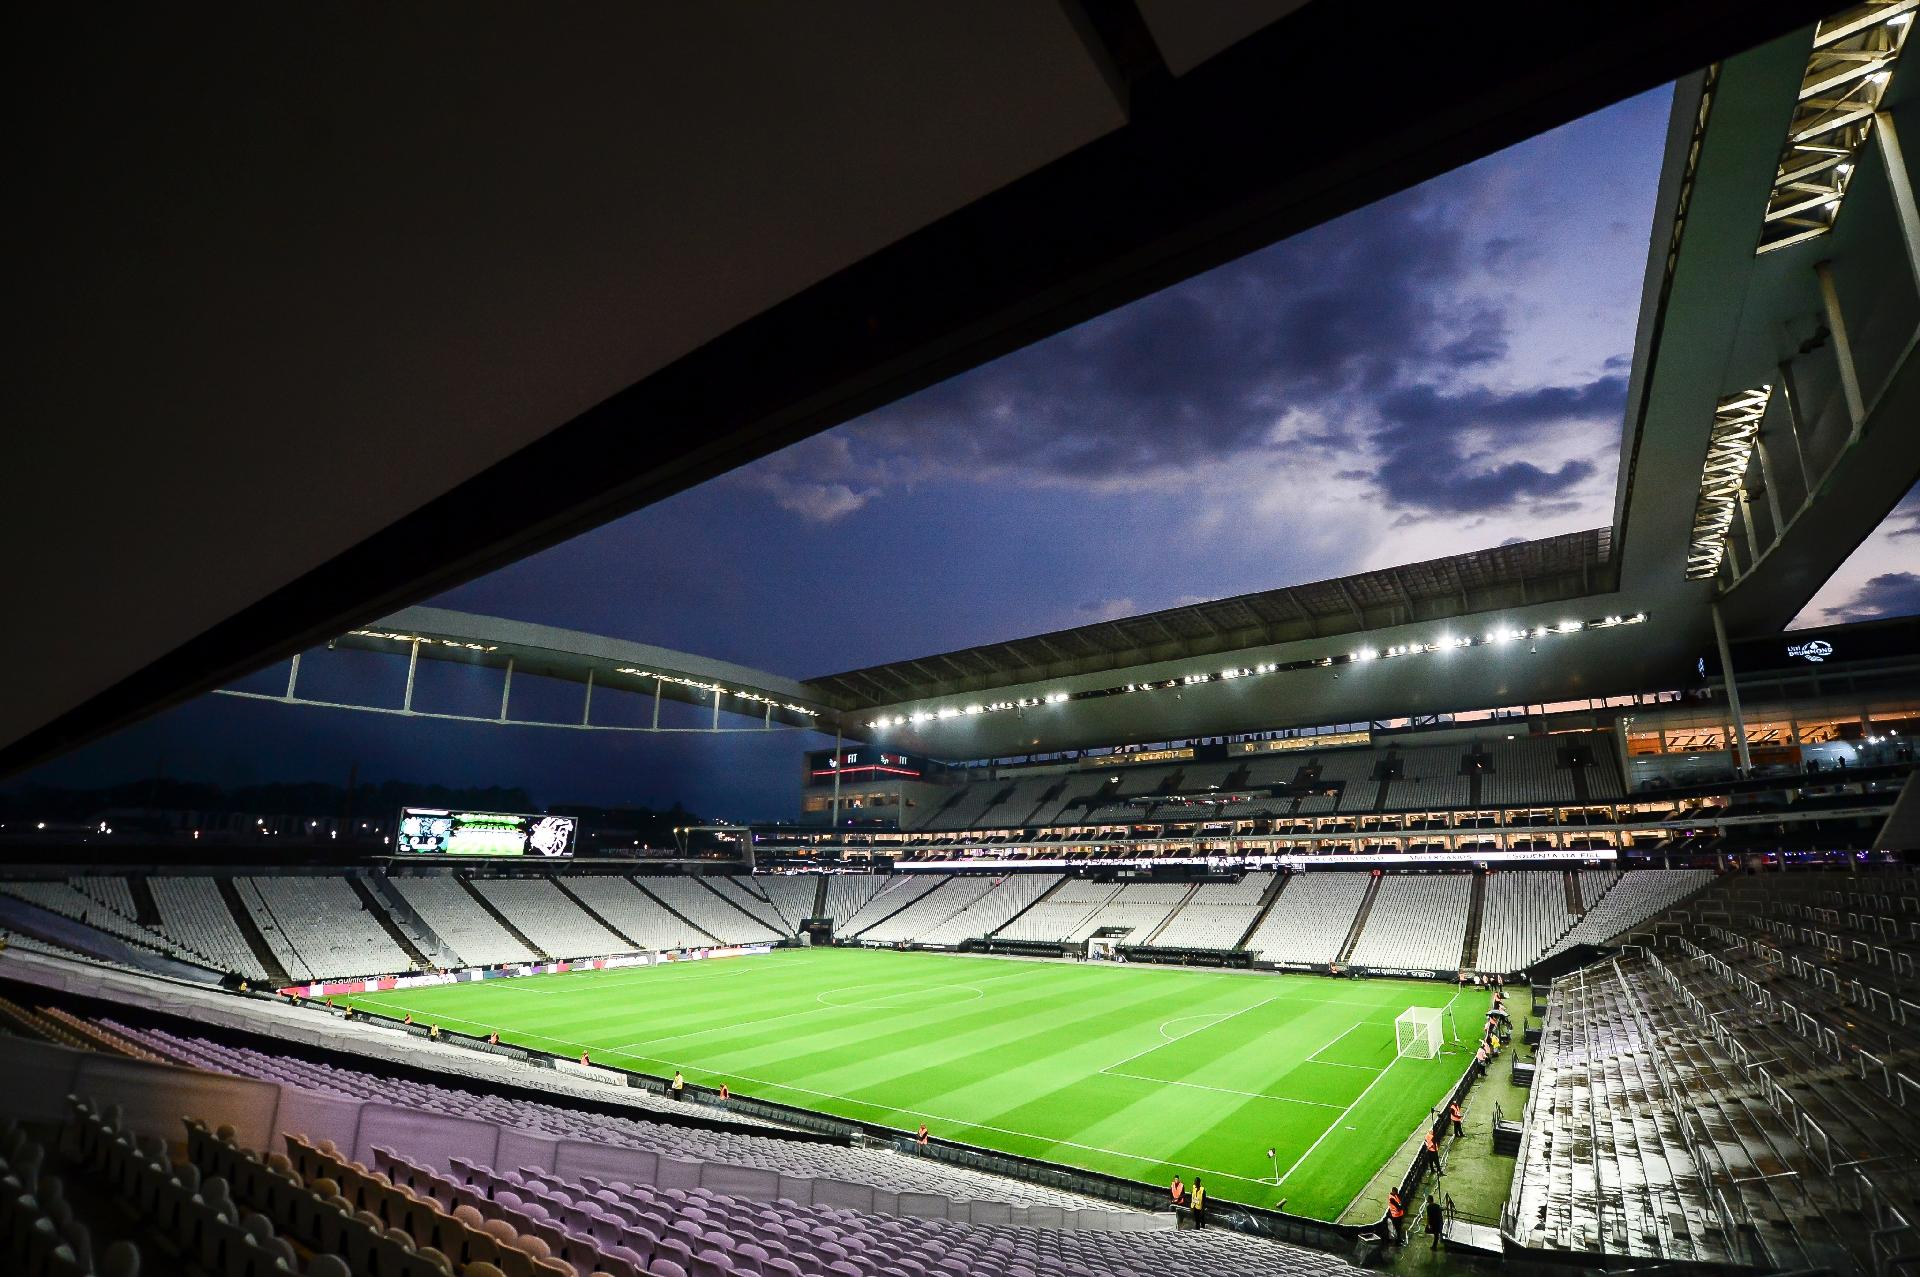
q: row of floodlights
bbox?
[615,666,820,717]
[866,613,1647,728]
[351,629,498,653]
[344,631,822,717]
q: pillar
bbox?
[1712,603,1752,778]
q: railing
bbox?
[1643,941,1918,1277]
[1610,947,1759,1267]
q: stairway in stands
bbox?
[365,873,461,967]
[630,878,721,945]
[1562,870,1584,916]
[1234,872,1289,949]
[1017,779,1065,827]
[1459,872,1487,969]
[455,878,552,960]
[1335,873,1383,965]
[988,875,1063,939]
[1139,884,1200,946]
[127,876,162,928]
[347,877,431,970]
[214,878,290,986]
[698,878,785,933]
[810,875,829,920]
[550,877,640,948]
[1567,755,1592,805]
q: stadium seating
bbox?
[1065,881,1190,944]
[821,874,889,927]
[897,730,1637,833]
[752,874,821,931]
[0,879,182,958]
[240,875,414,980]
[1475,871,1578,974]
[994,878,1121,943]
[706,875,799,936]
[1243,874,1369,965]
[858,876,1000,944]
[640,878,783,945]
[912,873,1062,946]
[1544,871,1714,956]
[1146,872,1273,949]
[103,1018,1121,1215]
[836,875,948,937]
[1481,737,1575,806]
[1515,947,1888,1272]
[1345,874,1470,971]
[565,875,718,951]
[391,876,541,967]
[428,1161,1358,1277]
[1510,868,1920,1275]
[1511,956,1739,1262]
[149,875,273,981]
[1576,868,1620,911]
[469,877,634,958]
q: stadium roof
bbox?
[214,10,1920,766]
[325,607,830,730]
[2,1,1836,777]
[818,14,1920,759]
[806,530,1616,711]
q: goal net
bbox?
[1395,1006,1442,1060]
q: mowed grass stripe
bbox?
[337,948,1488,1219]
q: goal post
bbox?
[1395,1006,1442,1060]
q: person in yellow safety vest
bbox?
[1190,1178,1206,1228]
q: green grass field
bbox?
[337,948,1487,1219]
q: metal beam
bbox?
[1875,109,1920,290]
[211,688,810,733]
[1712,602,1752,778]
[1815,259,1866,436]
[1775,361,1817,495]
[402,639,419,713]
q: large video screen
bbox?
[395,808,577,858]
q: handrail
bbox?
[1644,941,1918,1276]
[1608,953,1756,1265]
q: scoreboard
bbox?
[395,808,578,858]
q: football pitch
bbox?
[337,947,1488,1219]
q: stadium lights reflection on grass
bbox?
[864,611,1648,728]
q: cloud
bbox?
[729,129,1633,547]
[1369,376,1624,513]
[731,433,884,522]
[1883,487,1920,539]
[1790,480,1920,629]
[1822,571,1920,624]
[1075,597,1140,622]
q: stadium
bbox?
[5,5,1920,1277]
